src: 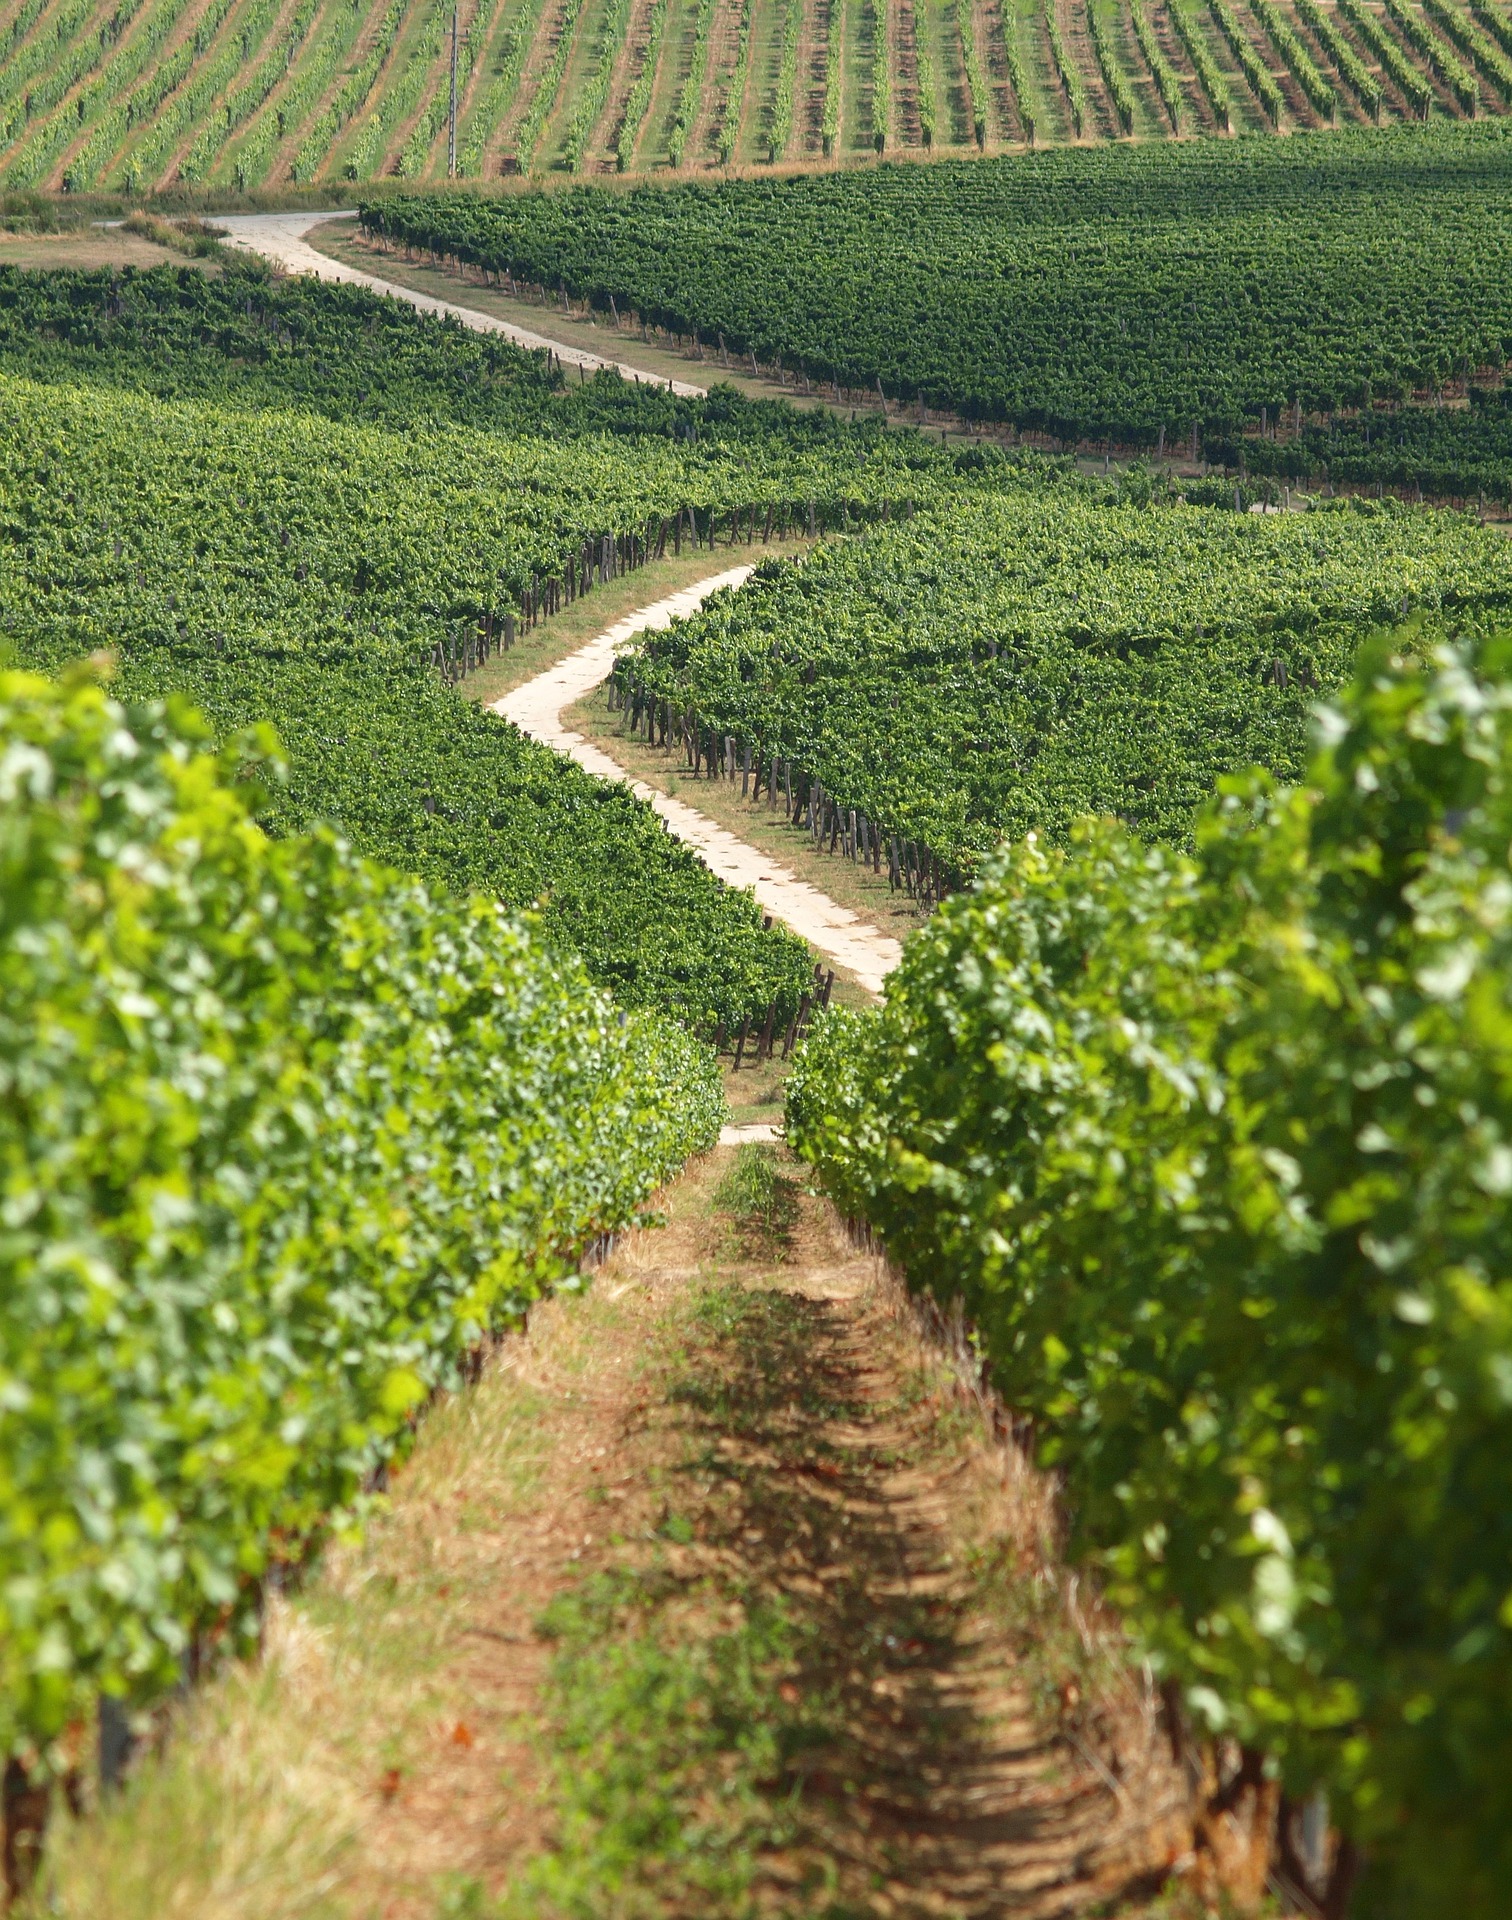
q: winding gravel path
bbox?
[214,212,708,397]
[493,570,905,998]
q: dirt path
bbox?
[214,210,709,395]
[492,568,904,994]
[34,1149,1189,1919]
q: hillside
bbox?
[11,85,1512,1915]
[2,0,1512,191]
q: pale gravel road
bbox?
[492,569,905,1001]
[213,211,709,398]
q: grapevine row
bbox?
[667,0,714,161]
[289,0,403,181]
[822,0,843,147]
[768,0,802,156]
[1293,0,1380,116]
[512,0,585,167]
[457,0,537,174]
[382,128,1512,451]
[345,0,453,183]
[0,668,723,1783]
[1250,0,1334,116]
[563,0,635,169]
[1384,0,1478,109]
[612,484,1512,877]
[999,1,1037,135]
[1045,0,1091,132]
[915,2,937,144]
[787,633,1512,1913]
[1169,0,1232,123]
[716,0,755,160]
[1206,0,1284,123]
[1088,0,1136,129]
[114,0,302,189]
[1425,0,1512,98]
[1132,0,1184,129]
[2,0,195,185]
[616,0,666,168]
[1337,0,1433,111]
[221,0,369,189]
[955,0,986,142]
[398,0,495,177]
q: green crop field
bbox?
[376,122,1512,499]
[0,261,979,1030]
[1,0,1511,190]
[610,481,1512,876]
[13,0,1512,1896]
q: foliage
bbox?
[457,0,536,177]
[0,263,981,1034]
[1045,0,1090,135]
[368,124,1512,469]
[1133,1,1185,132]
[1243,388,1512,506]
[1087,0,1135,135]
[563,0,634,173]
[0,366,833,1029]
[768,0,802,161]
[0,0,1495,190]
[1169,0,1232,127]
[614,486,1512,872]
[0,258,965,463]
[956,0,988,145]
[0,668,721,1770]
[787,632,1512,1913]
[871,0,890,151]
[1249,0,1334,120]
[1294,0,1380,119]
[668,0,717,165]
[1206,0,1284,123]
[617,0,667,170]
[717,0,755,165]
[1336,0,1433,115]
[514,0,585,168]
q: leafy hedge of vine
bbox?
[789,634,1512,1913]
[1,669,722,1771]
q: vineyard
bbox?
[2,0,1512,188]
[10,107,1512,1908]
[788,630,1512,1915]
[612,485,1512,882]
[1,666,722,1786]
[0,262,985,1033]
[374,122,1512,495]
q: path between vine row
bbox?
[491,568,905,999]
[215,211,709,396]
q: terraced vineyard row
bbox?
[2,0,1510,186]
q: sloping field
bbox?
[2,0,1511,187]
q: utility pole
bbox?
[448,5,458,178]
